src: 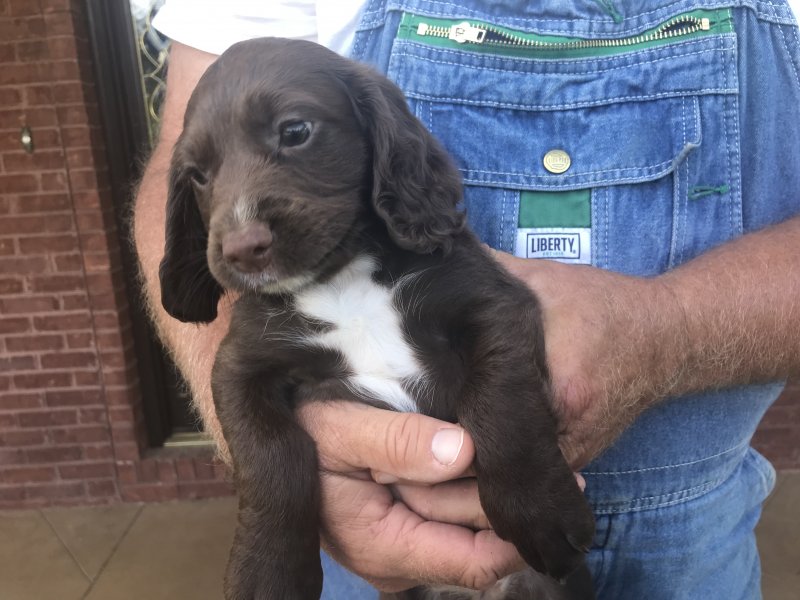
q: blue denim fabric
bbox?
[321,1,800,598]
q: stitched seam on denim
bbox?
[500,189,507,250]
[715,35,730,236]
[668,160,680,269]
[730,92,744,236]
[604,188,609,269]
[462,172,675,187]
[463,175,675,188]
[777,24,800,91]
[792,24,800,82]
[759,0,784,22]
[358,13,387,29]
[461,157,675,180]
[357,0,388,29]
[750,0,797,23]
[726,94,734,236]
[416,89,734,112]
[688,98,701,257]
[589,188,601,268]
[720,33,735,238]
[680,97,700,264]
[583,439,749,475]
[358,26,378,61]
[678,97,689,266]
[754,15,797,25]
[352,24,365,58]
[591,187,610,270]
[677,97,689,267]
[394,38,734,75]
[395,38,734,71]
[722,29,739,237]
[426,100,432,133]
[751,2,797,25]
[591,478,725,514]
[602,480,719,505]
[694,91,703,146]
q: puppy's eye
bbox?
[279,121,312,147]
[187,168,209,188]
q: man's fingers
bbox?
[393,479,490,530]
[298,401,475,483]
[392,511,525,590]
[320,473,524,591]
[392,473,584,531]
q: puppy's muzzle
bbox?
[222,222,273,274]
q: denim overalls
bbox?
[321,1,800,598]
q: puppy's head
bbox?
[159,38,464,323]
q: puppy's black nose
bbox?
[222,223,273,273]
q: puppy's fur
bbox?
[159,38,595,600]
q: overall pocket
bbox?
[388,8,741,276]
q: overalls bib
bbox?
[323,1,800,597]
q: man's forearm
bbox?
[659,215,800,397]
[602,215,800,417]
[134,141,232,458]
[132,43,227,456]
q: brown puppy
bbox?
[159,37,595,600]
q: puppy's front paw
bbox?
[482,470,595,581]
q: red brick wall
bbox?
[753,380,800,470]
[0,0,796,510]
[0,0,231,508]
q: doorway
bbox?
[84,0,206,446]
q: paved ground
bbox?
[1,472,798,599]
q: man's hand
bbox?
[297,401,526,592]
[491,217,800,468]
[490,253,682,467]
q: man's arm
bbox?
[134,42,229,452]
[493,216,800,467]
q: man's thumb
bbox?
[298,401,475,484]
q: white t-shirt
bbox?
[153,0,800,57]
[152,0,368,56]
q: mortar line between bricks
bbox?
[79,503,145,599]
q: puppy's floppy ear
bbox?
[347,67,465,254]
[158,149,223,324]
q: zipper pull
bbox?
[449,22,486,44]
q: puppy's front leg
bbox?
[212,345,322,600]
[456,299,595,584]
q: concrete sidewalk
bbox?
[1,472,798,599]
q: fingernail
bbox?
[432,428,464,466]
[373,472,398,485]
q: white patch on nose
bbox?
[295,255,423,412]
[233,196,257,225]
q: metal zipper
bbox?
[417,14,711,50]
[405,8,734,59]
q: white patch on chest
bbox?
[295,255,423,412]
